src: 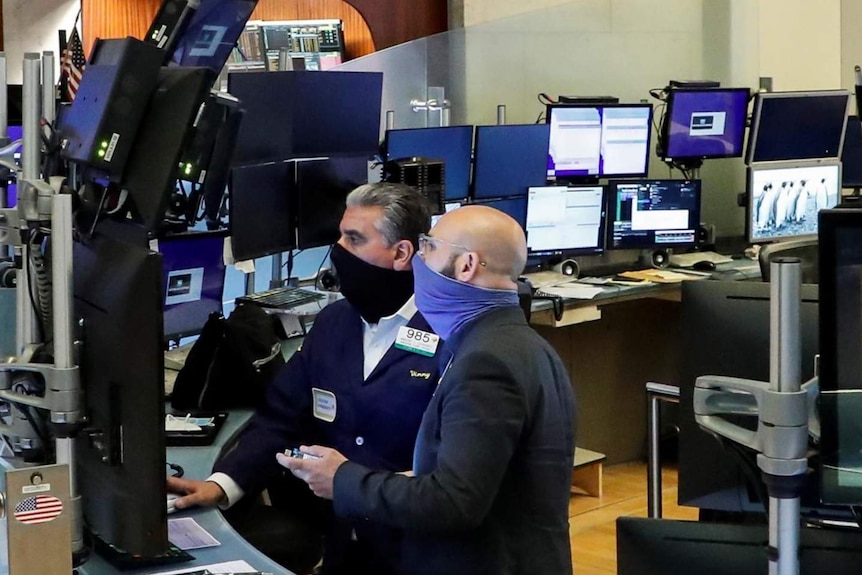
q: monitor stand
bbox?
[91,534,194,570]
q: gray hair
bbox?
[346,182,431,250]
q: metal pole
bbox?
[271,252,283,288]
[0,52,8,139]
[16,54,42,353]
[42,51,55,127]
[768,257,802,575]
[645,382,680,519]
[496,104,506,126]
[50,194,83,554]
[385,110,395,131]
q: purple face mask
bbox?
[411,254,519,340]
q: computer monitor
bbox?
[73,231,171,560]
[546,103,653,181]
[841,116,862,188]
[229,70,383,165]
[229,160,296,261]
[156,231,227,341]
[430,201,462,227]
[295,155,369,249]
[119,67,211,232]
[660,88,750,161]
[470,196,527,228]
[747,161,840,243]
[818,208,862,505]
[525,185,606,258]
[746,90,851,164]
[384,126,474,201]
[472,124,550,200]
[606,179,701,249]
[169,0,259,77]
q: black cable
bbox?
[316,244,333,281]
[167,462,185,478]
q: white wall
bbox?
[757,0,842,91]
[841,0,862,93]
[2,0,79,83]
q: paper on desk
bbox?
[168,517,221,550]
[152,559,257,575]
[538,284,605,300]
[619,269,706,284]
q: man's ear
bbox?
[392,239,415,271]
[454,252,482,282]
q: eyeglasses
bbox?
[418,233,472,254]
[418,233,487,267]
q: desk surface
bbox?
[0,411,293,575]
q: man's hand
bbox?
[276,445,347,500]
[167,476,227,510]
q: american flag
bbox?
[61,27,85,101]
[13,495,64,525]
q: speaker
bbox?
[60,38,165,181]
[317,267,339,291]
[553,259,579,277]
[651,249,671,269]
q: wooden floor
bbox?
[569,462,698,574]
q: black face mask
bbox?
[329,243,414,324]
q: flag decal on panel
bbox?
[14,495,63,525]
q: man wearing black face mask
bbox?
[167,183,442,575]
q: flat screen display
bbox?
[472,124,550,199]
[525,185,606,257]
[748,161,840,242]
[746,90,850,164]
[546,104,652,180]
[607,179,701,249]
[662,88,750,160]
[385,126,474,201]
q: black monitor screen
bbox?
[230,70,383,164]
[546,104,652,180]
[385,126,474,201]
[471,196,527,228]
[746,90,850,164]
[229,161,296,260]
[472,124,550,199]
[747,161,840,243]
[73,232,168,558]
[157,231,227,340]
[169,0,259,74]
[661,88,750,160]
[842,116,862,188]
[819,208,862,505]
[607,179,701,249]
[295,156,368,249]
[525,185,606,257]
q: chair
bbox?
[758,239,819,283]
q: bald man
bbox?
[281,206,577,575]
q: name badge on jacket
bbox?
[394,326,439,357]
[312,388,337,422]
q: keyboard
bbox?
[669,251,733,268]
[237,286,325,309]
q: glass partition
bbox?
[333,0,758,236]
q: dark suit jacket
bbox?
[333,305,576,575]
[214,299,443,573]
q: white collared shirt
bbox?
[208,296,418,508]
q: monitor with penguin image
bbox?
[546,103,652,181]
[525,185,606,259]
[747,160,841,243]
[606,179,701,249]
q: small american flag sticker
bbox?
[13,495,63,525]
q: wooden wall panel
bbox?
[82,0,374,58]
[82,0,447,60]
